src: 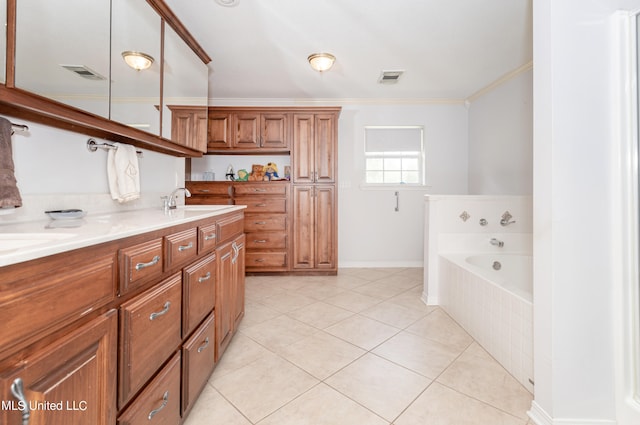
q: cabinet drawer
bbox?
[118,352,181,425]
[119,273,182,407]
[182,314,215,415]
[217,213,245,244]
[120,238,163,294]
[244,214,287,232]
[235,197,286,213]
[0,254,116,356]
[198,222,218,253]
[245,252,288,268]
[183,254,216,337]
[164,228,198,270]
[245,232,287,249]
[234,183,288,195]
[186,182,233,196]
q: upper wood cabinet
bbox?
[292,113,338,183]
[169,106,208,152]
[207,108,290,153]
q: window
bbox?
[364,126,425,185]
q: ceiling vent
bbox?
[378,70,404,84]
[60,65,107,81]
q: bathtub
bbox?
[439,251,533,393]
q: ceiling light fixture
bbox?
[122,51,154,71]
[308,53,336,73]
[215,0,240,7]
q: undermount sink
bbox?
[0,233,76,252]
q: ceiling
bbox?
[165,0,533,102]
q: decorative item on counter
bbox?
[284,165,291,180]
[203,171,215,181]
[236,169,249,181]
[225,164,235,181]
[263,162,279,180]
[248,164,265,181]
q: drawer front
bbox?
[234,183,288,195]
[244,214,287,232]
[165,228,198,270]
[235,197,286,213]
[245,232,287,249]
[0,254,116,359]
[187,196,233,206]
[119,273,182,407]
[217,213,245,244]
[182,254,216,337]
[117,352,181,425]
[120,238,163,294]
[182,314,215,415]
[186,182,233,196]
[245,252,288,268]
[198,223,218,253]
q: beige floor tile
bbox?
[241,314,318,351]
[332,273,371,289]
[256,383,389,425]
[395,268,424,280]
[372,331,463,379]
[360,300,428,328]
[436,343,533,420]
[259,291,318,313]
[324,314,400,350]
[210,333,274,380]
[212,351,319,423]
[287,301,355,329]
[275,331,366,380]
[293,281,348,300]
[395,382,525,425]
[238,299,281,328]
[387,286,432,311]
[325,353,431,422]
[323,290,384,312]
[405,308,474,352]
[183,383,251,425]
[350,280,414,300]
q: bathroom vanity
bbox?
[0,206,245,424]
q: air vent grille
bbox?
[60,65,107,81]
[378,70,404,84]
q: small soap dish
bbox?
[45,209,87,220]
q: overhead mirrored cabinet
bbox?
[111,0,162,135]
[1,0,210,156]
[15,0,111,117]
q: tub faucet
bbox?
[490,238,504,248]
[500,211,516,226]
[165,187,191,210]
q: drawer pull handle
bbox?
[231,242,240,264]
[11,378,30,425]
[148,390,169,420]
[255,258,265,263]
[204,233,216,241]
[253,188,266,192]
[149,301,171,321]
[178,242,194,252]
[197,337,210,353]
[135,255,160,271]
[254,239,267,243]
[254,221,267,225]
[255,203,267,207]
[198,189,211,193]
[198,272,212,283]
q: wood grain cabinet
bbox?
[168,105,208,153]
[181,314,215,416]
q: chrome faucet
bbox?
[164,187,191,210]
[490,238,504,248]
[500,211,516,226]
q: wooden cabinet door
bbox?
[234,113,260,149]
[0,311,117,425]
[170,107,208,153]
[261,113,288,149]
[182,253,216,337]
[215,242,234,361]
[193,110,209,153]
[232,235,246,330]
[292,185,315,269]
[314,185,336,269]
[292,114,315,183]
[181,314,215,416]
[314,114,337,183]
[207,112,232,150]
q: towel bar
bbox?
[87,138,143,157]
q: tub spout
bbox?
[490,238,504,248]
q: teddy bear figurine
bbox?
[263,162,279,181]
[248,164,265,181]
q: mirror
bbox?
[1,0,6,84]
[110,0,161,135]
[14,0,110,117]
[162,24,209,139]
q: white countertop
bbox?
[0,205,246,267]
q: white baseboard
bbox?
[528,401,617,425]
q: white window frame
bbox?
[362,126,426,187]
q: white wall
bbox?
[468,69,533,195]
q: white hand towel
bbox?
[107,143,140,203]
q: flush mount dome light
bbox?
[308,53,336,73]
[215,0,240,6]
[122,51,154,71]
